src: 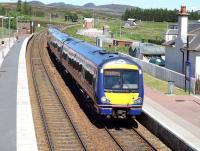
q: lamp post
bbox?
[8,16,14,50]
[0,16,4,40]
[0,16,8,58]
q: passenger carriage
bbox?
[47,28,144,119]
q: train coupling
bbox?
[113,109,127,119]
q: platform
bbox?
[142,85,200,150]
[0,37,15,67]
[0,35,37,151]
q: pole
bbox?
[120,21,121,38]
[50,13,51,25]
[20,22,22,36]
[16,16,18,34]
[2,18,3,39]
[9,17,10,50]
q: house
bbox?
[164,28,178,42]
[83,18,94,29]
[103,25,111,36]
[163,5,200,78]
[164,23,200,42]
[123,18,137,28]
[113,39,132,47]
[17,21,35,34]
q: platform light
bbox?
[101,96,110,104]
[134,97,142,105]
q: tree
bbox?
[65,12,78,22]
[122,8,179,22]
[83,11,92,18]
[17,0,22,13]
[22,0,28,15]
[71,13,78,22]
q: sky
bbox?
[2,0,200,10]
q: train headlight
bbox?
[101,96,110,104]
[134,97,142,105]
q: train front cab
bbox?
[97,60,144,119]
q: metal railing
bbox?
[0,28,16,39]
[195,76,200,94]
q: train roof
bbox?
[66,40,121,66]
[49,27,140,68]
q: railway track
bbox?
[47,49,166,150]
[27,29,170,151]
[28,31,86,150]
[104,122,156,151]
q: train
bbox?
[47,27,144,119]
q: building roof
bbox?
[186,33,200,51]
[164,22,200,51]
[132,42,165,55]
[84,18,94,22]
[165,29,178,35]
[124,20,136,26]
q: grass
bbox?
[95,19,169,43]
[33,16,68,24]
[64,24,96,45]
[143,72,187,95]
[65,24,130,53]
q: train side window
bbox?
[69,57,73,66]
[63,53,68,60]
[78,64,82,72]
[84,69,93,85]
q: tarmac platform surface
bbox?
[0,37,25,151]
[0,35,37,151]
[143,85,200,150]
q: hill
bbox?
[28,1,135,16]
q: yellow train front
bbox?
[97,59,144,119]
[47,27,144,119]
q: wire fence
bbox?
[0,28,16,39]
[195,76,200,94]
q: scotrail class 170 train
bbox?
[47,27,144,119]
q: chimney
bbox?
[178,5,189,43]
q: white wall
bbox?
[178,15,188,43]
[165,42,183,74]
[166,43,200,78]
[165,35,177,42]
[188,52,197,78]
[196,56,200,78]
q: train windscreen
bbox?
[103,69,139,92]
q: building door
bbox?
[195,56,200,94]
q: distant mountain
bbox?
[28,1,136,16]
[47,2,76,8]
[29,1,44,6]
[96,4,134,15]
[83,3,96,8]
[98,4,133,10]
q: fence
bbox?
[0,28,16,39]
[120,53,196,94]
[195,76,200,94]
